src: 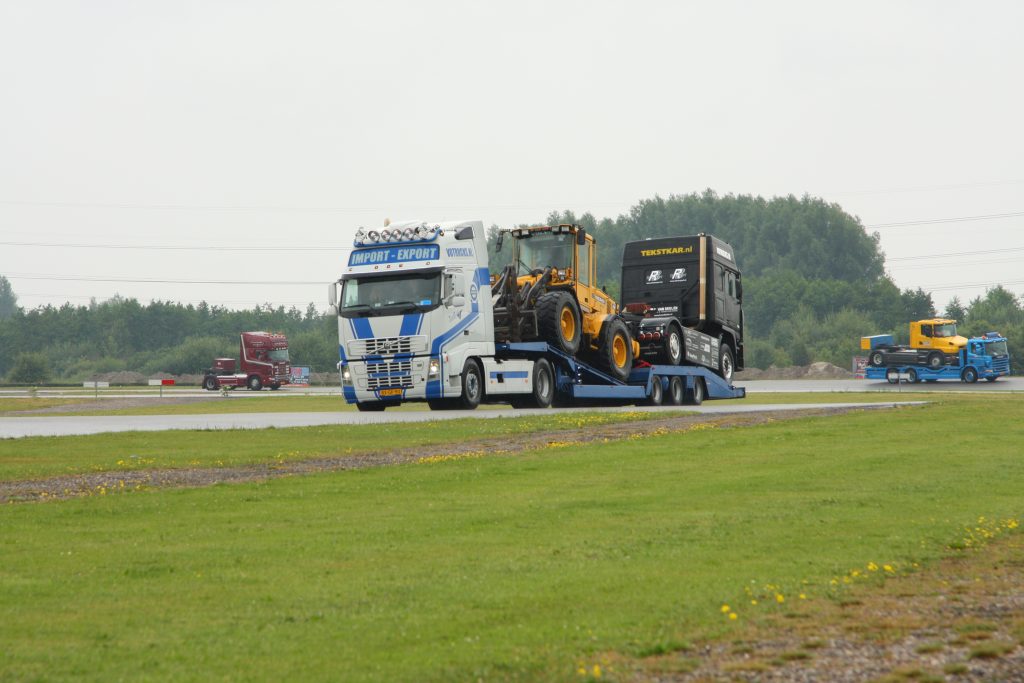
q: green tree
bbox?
[7,352,51,383]
[0,276,17,319]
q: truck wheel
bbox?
[459,360,483,410]
[926,351,945,370]
[667,376,685,405]
[247,375,263,391]
[906,368,918,383]
[202,376,218,391]
[596,318,633,382]
[536,292,582,355]
[962,367,978,383]
[659,325,683,365]
[270,383,281,390]
[985,376,998,382]
[513,358,554,409]
[688,378,705,405]
[427,399,457,411]
[869,351,885,367]
[718,344,735,384]
[356,402,386,412]
[886,368,900,384]
[644,375,663,406]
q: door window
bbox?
[577,243,590,286]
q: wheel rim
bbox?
[537,368,550,400]
[722,354,733,382]
[612,334,628,368]
[467,371,480,400]
[560,306,576,342]
[669,332,681,361]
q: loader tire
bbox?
[536,291,581,355]
[595,317,633,382]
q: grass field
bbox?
[1,395,1021,681]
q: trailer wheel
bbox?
[247,375,263,391]
[512,358,554,409]
[962,367,978,383]
[270,383,281,390]
[644,375,663,406]
[595,318,633,382]
[688,378,705,405]
[869,351,885,367]
[459,359,483,410]
[926,351,945,369]
[659,325,683,365]
[906,368,918,383]
[202,375,218,391]
[667,376,685,405]
[718,344,735,384]
[886,368,900,384]
[356,402,386,411]
[536,291,582,355]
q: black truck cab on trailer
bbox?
[620,233,744,382]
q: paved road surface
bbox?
[0,402,922,439]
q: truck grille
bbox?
[993,357,1010,374]
[365,360,414,390]
[348,335,426,357]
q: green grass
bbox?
[0,411,680,481]
[0,396,1022,681]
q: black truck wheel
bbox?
[718,344,735,384]
[688,378,705,405]
[536,292,582,355]
[906,368,918,383]
[595,317,633,382]
[247,375,263,391]
[667,375,685,405]
[926,351,945,369]
[962,367,978,383]
[644,375,663,406]
[659,324,683,365]
[869,350,885,367]
[886,368,900,384]
[512,358,554,409]
[459,359,483,410]
[202,375,218,391]
[356,402,386,412]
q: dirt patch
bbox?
[632,534,1024,682]
[3,395,222,415]
[0,407,873,504]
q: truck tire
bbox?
[718,344,735,384]
[659,324,683,365]
[356,402,386,411]
[594,318,633,382]
[869,351,885,367]
[667,375,685,405]
[906,368,918,383]
[926,351,945,370]
[962,367,978,383]
[247,375,263,391]
[536,291,582,355]
[202,375,218,391]
[644,375,663,406]
[511,358,554,409]
[688,378,705,405]
[886,368,900,384]
[459,359,483,410]
[985,376,998,382]
[270,383,281,390]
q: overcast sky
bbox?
[1,1,1021,315]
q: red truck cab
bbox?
[203,332,291,391]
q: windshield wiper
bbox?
[390,300,433,312]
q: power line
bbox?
[5,273,323,286]
[0,240,338,252]
[865,210,1024,229]
[887,245,1024,262]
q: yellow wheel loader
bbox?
[491,224,638,381]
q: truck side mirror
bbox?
[576,228,587,246]
[327,282,339,315]
[455,225,475,240]
[451,295,466,308]
[495,230,504,253]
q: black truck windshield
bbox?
[516,233,573,276]
[340,273,442,318]
[267,349,289,362]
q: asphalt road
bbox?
[0,401,927,439]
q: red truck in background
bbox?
[202,332,291,391]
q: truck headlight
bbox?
[340,364,353,386]
[428,357,440,379]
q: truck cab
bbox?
[909,319,968,355]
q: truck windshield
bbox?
[340,272,442,318]
[933,323,958,337]
[516,232,573,276]
[986,340,1008,356]
[267,349,289,362]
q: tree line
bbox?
[2,190,1022,382]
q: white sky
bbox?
[1,1,1022,314]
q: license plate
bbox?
[378,387,403,397]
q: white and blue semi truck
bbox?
[328,219,744,411]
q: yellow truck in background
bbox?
[863,318,968,369]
